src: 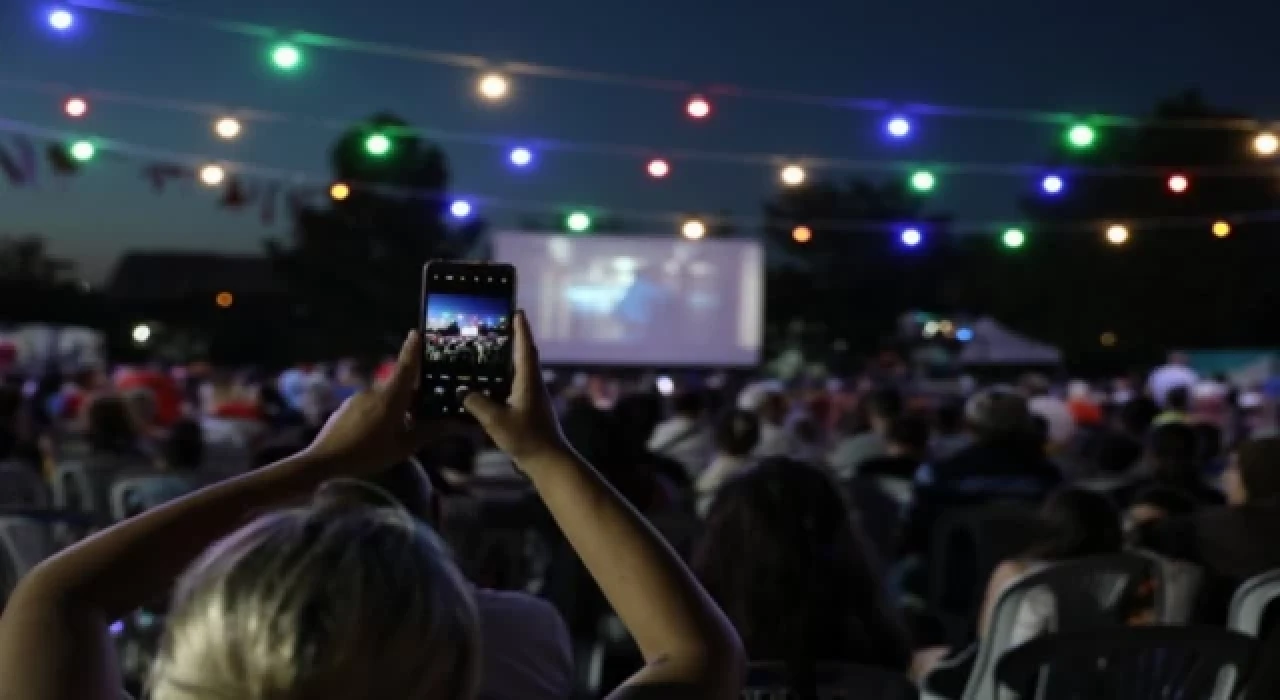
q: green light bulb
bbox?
[364,133,392,157]
[910,170,936,192]
[566,211,591,233]
[1067,124,1096,149]
[271,43,302,71]
[69,140,95,162]
[1002,228,1026,249]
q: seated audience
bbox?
[696,410,760,515]
[323,460,574,700]
[1136,436,1280,623]
[1091,397,1157,477]
[647,390,713,479]
[1125,485,1198,532]
[0,319,746,700]
[903,387,1062,556]
[1154,386,1192,426]
[693,458,911,695]
[1117,421,1223,508]
[752,391,797,459]
[930,399,971,461]
[1023,374,1076,451]
[829,387,902,478]
[858,412,931,481]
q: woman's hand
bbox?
[301,330,432,473]
[464,311,568,467]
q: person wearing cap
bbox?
[1135,436,1280,623]
[901,387,1062,558]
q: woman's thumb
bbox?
[463,391,504,430]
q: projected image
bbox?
[493,233,763,366]
[423,293,512,374]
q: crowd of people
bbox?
[0,329,1277,698]
[425,333,511,372]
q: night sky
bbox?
[2,0,1278,282]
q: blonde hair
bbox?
[150,499,479,700]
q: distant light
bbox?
[956,327,974,342]
[1066,123,1096,149]
[214,117,242,140]
[131,324,151,344]
[791,225,812,243]
[69,140,95,162]
[1002,228,1026,249]
[780,164,807,187]
[1167,174,1189,194]
[329,182,350,201]
[886,116,911,138]
[655,376,675,396]
[686,95,711,120]
[681,219,707,240]
[48,8,74,31]
[199,164,226,186]
[910,170,936,192]
[1041,174,1064,195]
[922,320,939,338]
[566,211,591,233]
[477,72,510,101]
[450,200,473,219]
[270,43,302,71]
[509,147,533,167]
[1254,131,1279,157]
[215,291,234,309]
[1106,224,1130,245]
[364,133,392,157]
[900,227,922,247]
[1100,331,1118,347]
[63,97,87,118]
[1212,220,1231,238]
[647,159,670,179]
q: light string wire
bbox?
[63,0,1279,133]
[5,115,1279,236]
[5,76,1280,179]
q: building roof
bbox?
[106,251,280,300]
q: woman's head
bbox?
[692,458,909,670]
[151,500,478,700]
[1223,436,1280,506]
[1027,488,1123,560]
[86,394,138,454]
[713,410,760,458]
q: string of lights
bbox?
[4,76,1280,199]
[50,1,1280,135]
[3,115,1273,250]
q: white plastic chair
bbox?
[110,475,196,521]
[924,553,1156,700]
[51,461,95,513]
[1228,568,1280,637]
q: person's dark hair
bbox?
[935,400,965,435]
[692,459,911,695]
[866,387,904,422]
[1235,437,1280,501]
[164,420,204,471]
[1147,421,1198,481]
[887,413,930,455]
[359,458,437,525]
[1165,386,1191,413]
[672,390,706,418]
[86,395,139,455]
[714,410,760,457]
[1118,397,1158,437]
[1131,485,1199,519]
[1023,488,1123,561]
[1192,423,1222,465]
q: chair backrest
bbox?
[110,475,196,521]
[1134,549,1203,625]
[960,553,1156,700]
[0,461,49,509]
[994,626,1256,700]
[51,461,95,513]
[0,516,58,604]
[743,661,918,700]
[1228,568,1280,637]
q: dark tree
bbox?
[946,90,1280,361]
[268,114,484,357]
[762,178,954,358]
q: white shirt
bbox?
[695,454,752,515]
[647,415,712,478]
[1148,364,1199,407]
[475,588,574,700]
[1028,395,1076,446]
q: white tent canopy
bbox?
[959,317,1062,366]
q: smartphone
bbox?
[417,261,517,418]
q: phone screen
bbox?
[418,262,516,417]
